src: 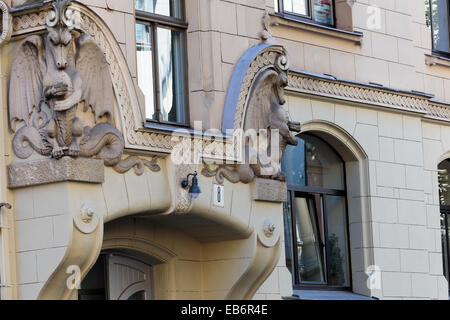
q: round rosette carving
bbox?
[74,203,100,234]
[257,218,280,248]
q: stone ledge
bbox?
[8,157,105,189]
[269,13,363,45]
[251,178,287,203]
[425,54,450,68]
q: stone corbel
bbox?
[226,236,281,300]
[37,203,103,300]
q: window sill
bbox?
[142,122,228,139]
[425,53,450,68]
[269,13,363,45]
[293,289,376,300]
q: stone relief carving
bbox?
[202,51,300,184]
[260,10,275,44]
[8,0,160,177]
[0,1,12,45]
[9,0,123,164]
[112,156,161,176]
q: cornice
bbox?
[287,70,450,123]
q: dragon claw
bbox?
[52,146,65,159]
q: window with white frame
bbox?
[275,0,335,27]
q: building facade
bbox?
[0,0,449,300]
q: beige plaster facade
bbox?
[0,0,449,301]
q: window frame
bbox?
[283,133,352,290]
[427,0,450,59]
[276,0,337,28]
[135,1,190,127]
[440,206,450,288]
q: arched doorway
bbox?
[282,133,351,289]
[79,252,154,300]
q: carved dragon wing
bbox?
[76,34,114,123]
[9,35,46,131]
[244,69,279,132]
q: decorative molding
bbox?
[287,70,450,123]
[425,101,450,123]
[0,1,12,45]
[112,156,161,176]
[287,71,430,114]
[12,5,50,36]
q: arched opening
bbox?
[282,133,351,289]
[438,159,450,288]
[79,250,155,300]
[280,120,374,297]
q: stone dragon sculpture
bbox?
[202,53,300,184]
[9,0,124,165]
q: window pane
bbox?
[312,0,334,25]
[283,194,295,277]
[438,160,450,205]
[282,137,307,187]
[135,0,182,19]
[157,27,185,123]
[324,195,350,287]
[283,0,308,16]
[128,290,146,300]
[441,213,449,281]
[293,197,325,283]
[431,0,450,53]
[136,23,156,120]
[281,134,345,190]
[303,134,345,190]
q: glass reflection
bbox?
[283,197,295,276]
[293,197,325,283]
[135,0,182,18]
[157,28,185,123]
[282,134,345,190]
[136,23,155,120]
[439,160,450,205]
[312,0,334,26]
[441,213,449,281]
[128,290,146,300]
[281,137,306,187]
[431,0,450,53]
[325,195,349,287]
[283,0,308,15]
